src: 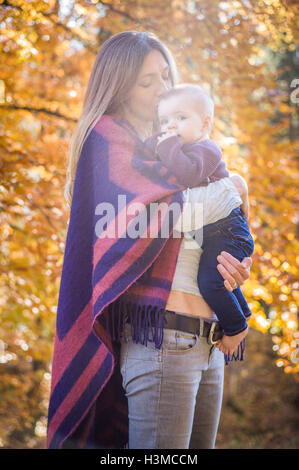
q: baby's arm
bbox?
[155,134,228,188]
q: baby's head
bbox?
[158,84,214,144]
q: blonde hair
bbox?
[159,83,214,134]
[64,31,178,207]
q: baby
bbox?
[144,84,254,360]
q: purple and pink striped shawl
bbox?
[46,114,186,449]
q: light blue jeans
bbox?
[119,319,224,449]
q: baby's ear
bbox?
[203,115,212,132]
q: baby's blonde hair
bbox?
[159,83,214,134]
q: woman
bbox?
[47,31,252,450]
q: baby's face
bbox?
[158,94,205,144]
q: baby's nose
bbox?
[168,119,177,129]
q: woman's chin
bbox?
[148,110,159,121]
[140,111,158,124]
[151,106,160,119]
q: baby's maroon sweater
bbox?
[144,134,229,187]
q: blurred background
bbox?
[0,0,298,449]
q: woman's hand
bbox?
[217,251,252,292]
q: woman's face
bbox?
[124,49,171,122]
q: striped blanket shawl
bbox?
[46,114,186,449]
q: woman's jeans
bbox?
[120,321,224,449]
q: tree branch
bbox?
[0,104,77,122]
[97,0,138,24]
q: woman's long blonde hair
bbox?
[64,31,179,207]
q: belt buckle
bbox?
[207,322,218,345]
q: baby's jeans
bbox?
[197,207,254,336]
[119,321,224,449]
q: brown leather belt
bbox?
[126,309,223,345]
[163,310,223,345]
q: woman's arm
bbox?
[230,173,249,219]
[224,173,252,290]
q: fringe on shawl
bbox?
[224,338,246,365]
[106,300,167,350]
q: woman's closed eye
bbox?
[177,114,187,121]
[140,74,169,88]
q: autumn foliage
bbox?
[0,0,298,448]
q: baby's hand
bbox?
[157,130,178,144]
[215,327,248,356]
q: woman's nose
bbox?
[156,78,169,97]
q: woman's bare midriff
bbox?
[165,290,215,319]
